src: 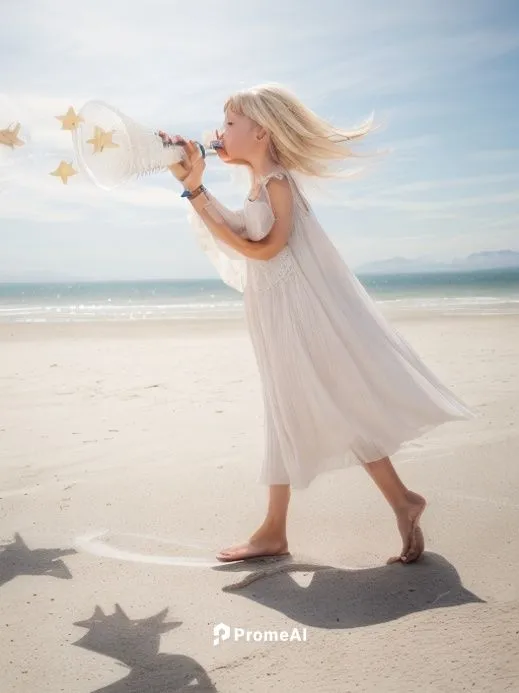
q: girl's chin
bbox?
[216,151,249,167]
[216,148,232,162]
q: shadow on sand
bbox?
[212,551,485,628]
[0,532,76,587]
[73,604,218,692]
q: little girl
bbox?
[160,83,478,566]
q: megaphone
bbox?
[71,99,221,191]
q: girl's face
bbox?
[216,109,261,163]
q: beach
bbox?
[1,310,518,692]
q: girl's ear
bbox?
[256,126,268,142]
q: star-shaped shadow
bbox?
[73,604,217,692]
[0,532,77,587]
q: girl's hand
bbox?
[157,132,206,189]
[180,140,206,190]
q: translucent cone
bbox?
[72,100,219,191]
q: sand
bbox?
[1,311,518,692]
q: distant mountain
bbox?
[461,250,519,268]
[355,249,519,274]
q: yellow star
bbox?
[0,122,24,148]
[50,161,78,185]
[86,125,119,153]
[55,106,83,131]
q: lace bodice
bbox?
[243,171,297,293]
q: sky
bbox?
[1,0,518,281]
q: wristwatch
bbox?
[181,184,206,199]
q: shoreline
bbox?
[0,315,247,340]
[0,308,517,341]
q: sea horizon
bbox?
[1,267,519,324]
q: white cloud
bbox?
[338,191,519,213]
[1,0,518,279]
[376,173,519,195]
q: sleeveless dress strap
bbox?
[259,168,310,215]
[259,170,287,184]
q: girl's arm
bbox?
[189,176,293,261]
[201,191,247,238]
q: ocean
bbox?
[1,268,519,324]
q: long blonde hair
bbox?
[224,83,375,178]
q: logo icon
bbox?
[213,622,231,646]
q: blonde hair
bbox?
[224,83,375,178]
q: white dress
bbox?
[189,168,479,489]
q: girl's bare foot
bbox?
[387,490,427,565]
[216,528,289,562]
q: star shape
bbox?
[0,122,24,148]
[86,125,119,153]
[55,106,83,131]
[74,604,181,633]
[0,532,76,586]
[50,161,78,185]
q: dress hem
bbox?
[256,408,480,490]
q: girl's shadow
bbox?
[212,552,484,628]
